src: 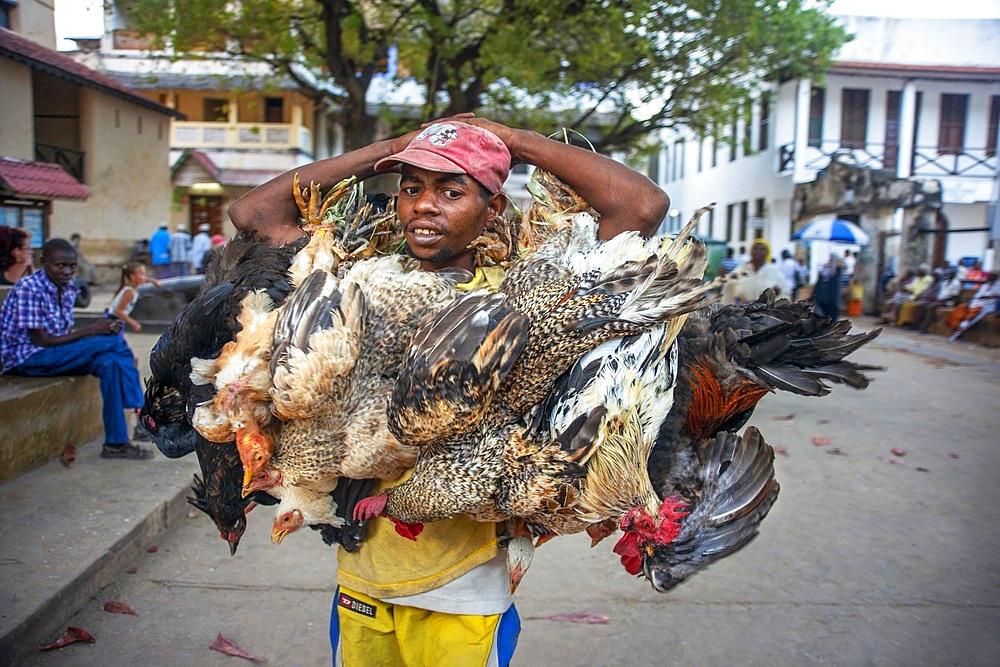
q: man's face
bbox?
[40,248,77,288]
[397,166,500,272]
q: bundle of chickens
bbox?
[140,168,882,594]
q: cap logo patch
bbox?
[417,123,460,147]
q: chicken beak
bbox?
[242,468,253,491]
[271,528,289,545]
[645,544,655,556]
[241,485,253,499]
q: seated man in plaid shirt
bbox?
[0,238,150,459]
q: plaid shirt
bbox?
[0,270,78,372]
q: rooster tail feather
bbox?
[643,427,779,593]
[697,427,778,526]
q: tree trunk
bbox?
[337,95,379,151]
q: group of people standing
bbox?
[718,241,860,322]
[148,222,215,277]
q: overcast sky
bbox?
[54,0,1000,50]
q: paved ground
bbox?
[3,315,1000,666]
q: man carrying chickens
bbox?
[229,116,669,667]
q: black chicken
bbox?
[187,431,279,555]
[139,231,306,554]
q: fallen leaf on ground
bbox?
[186,509,201,519]
[126,566,138,574]
[915,466,930,473]
[525,611,610,624]
[147,545,158,553]
[772,414,795,421]
[878,457,905,466]
[948,452,960,459]
[103,600,138,615]
[890,447,906,457]
[811,435,833,446]
[772,446,788,456]
[210,633,265,662]
[39,626,95,651]
[826,447,848,456]
[816,418,831,424]
[60,444,76,467]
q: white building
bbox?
[655,14,1000,293]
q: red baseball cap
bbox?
[374,121,511,194]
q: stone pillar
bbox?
[793,78,812,184]
[896,81,917,180]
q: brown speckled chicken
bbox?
[203,177,403,492]
[355,211,714,529]
[255,255,461,498]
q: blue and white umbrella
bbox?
[793,218,870,245]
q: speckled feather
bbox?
[267,256,460,487]
[381,213,712,524]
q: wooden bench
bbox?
[0,286,105,483]
[929,307,1000,347]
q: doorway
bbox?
[190,195,223,236]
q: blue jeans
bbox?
[15,335,144,444]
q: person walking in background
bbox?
[149,223,171,278]
[719,247,739,277]
[109,262,161,333]
[813,253,844,321]
[169,225,192,276]
[721,239,788,305]
[842,249,856,285]
[778,249,804,300]
[0,226,33,285]
[190,223,213,273]
[0,239,151,460]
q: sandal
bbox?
[100,443,154,460]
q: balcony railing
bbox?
[171,121,313,155]
[778,141,997,180]
[35,143,86,182]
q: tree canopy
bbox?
[120,0,849,152]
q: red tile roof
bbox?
[174,150,286,187]
[0,158,91,200]
[0,28,183,119]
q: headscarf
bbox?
[751,239,771,262]
[820,252,841,280]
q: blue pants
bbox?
[15,335,144,444]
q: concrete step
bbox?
[0,375,103,484]
[0,441,199,665]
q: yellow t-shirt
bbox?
[336,266,506,600]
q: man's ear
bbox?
[486,192,506,229]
